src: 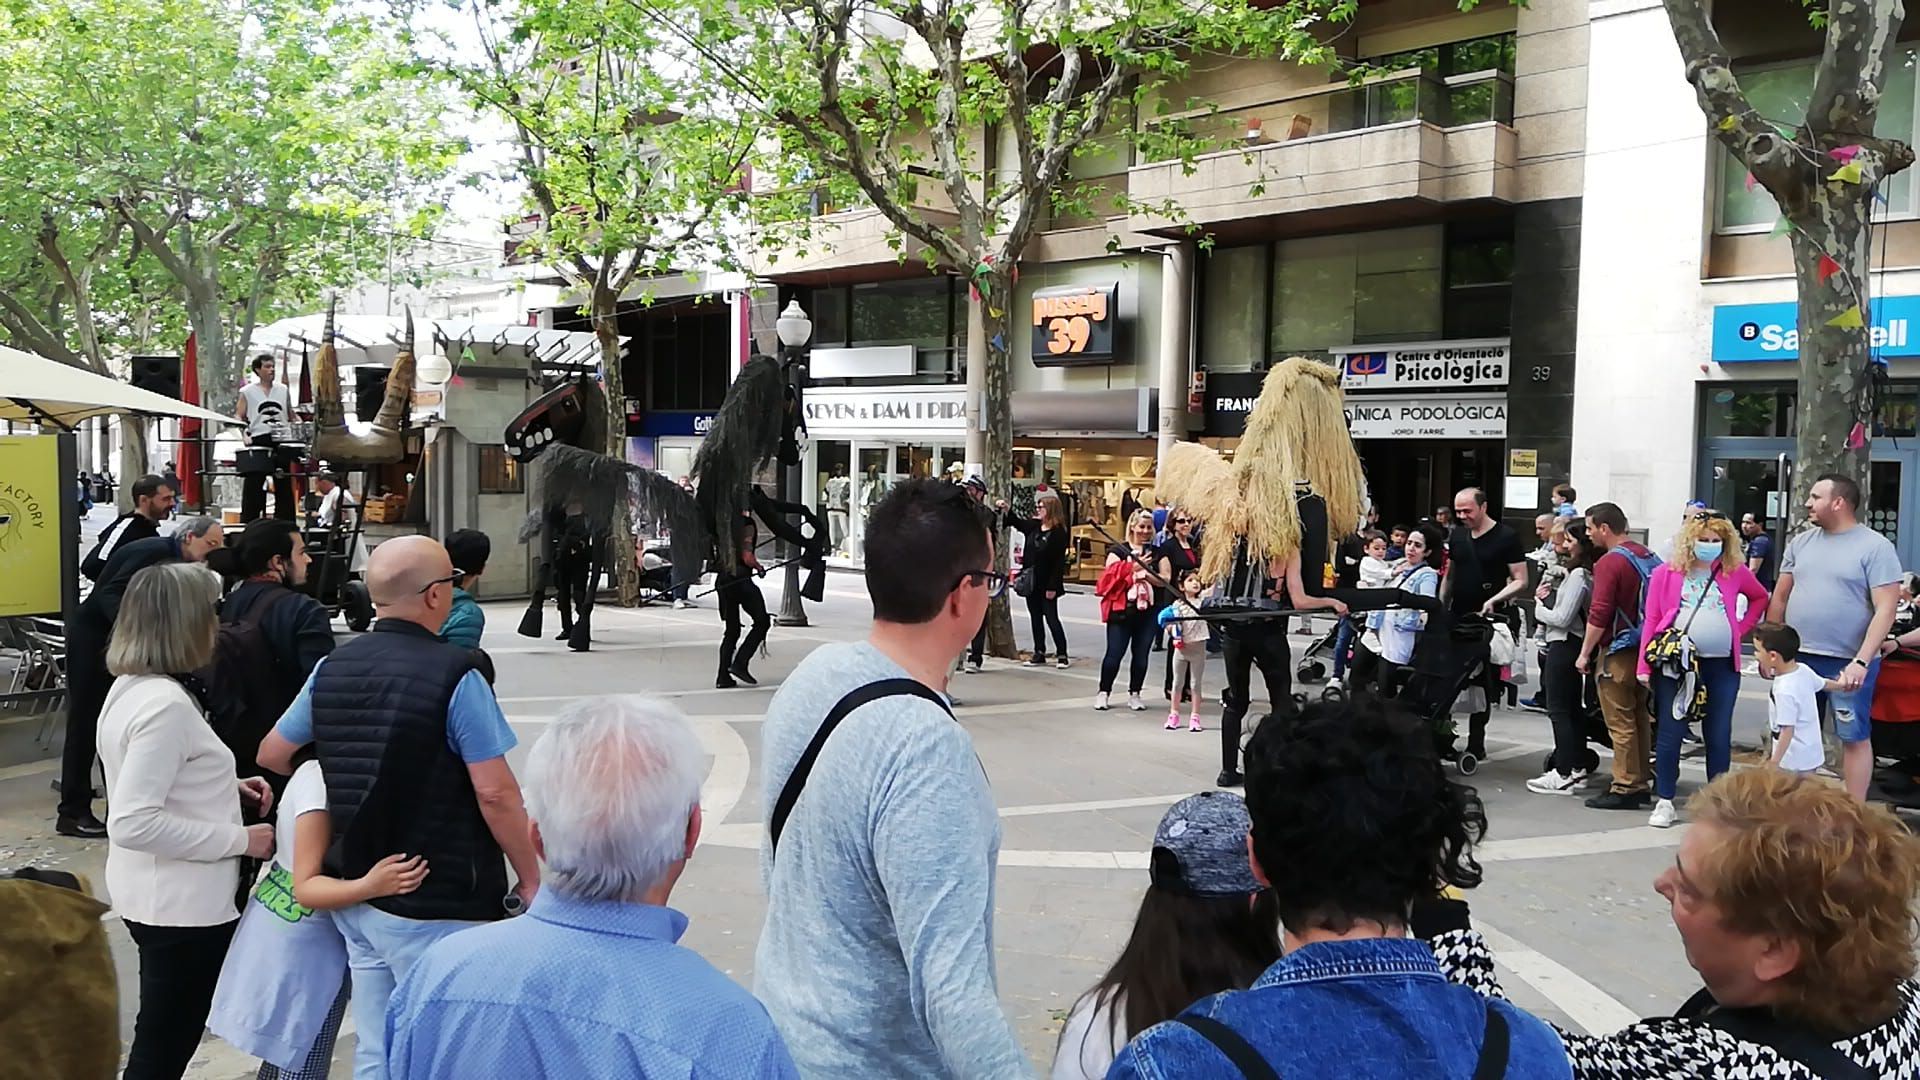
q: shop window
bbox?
[644,310,731,411]
[1444,227,1514,339]
[1200,245,1269,372]
[1700,386,1796,438]
[1367,33,1517,127]
[477,445,523,494]
[851,278,952,351]
[811,286,849,346]
[1272,226,1443,354]
[1717,50,1918,232]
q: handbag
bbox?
[1644,571,1715,725]
[1012,564,1035,598]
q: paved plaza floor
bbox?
[0,567,1791,1077]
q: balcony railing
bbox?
[1135,67,1515,167]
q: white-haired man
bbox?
[386,697,799,1078]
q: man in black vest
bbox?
[57,516,225,837]
[257,534,538,1079]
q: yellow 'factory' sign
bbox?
[0,435,65,617]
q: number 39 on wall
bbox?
[1046,315,1092,355]
[1029,282,1118,366]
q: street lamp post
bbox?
[775,300,812,627]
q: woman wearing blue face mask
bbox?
[1637,510,1771,829]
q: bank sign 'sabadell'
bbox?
[1030,282,1121,367]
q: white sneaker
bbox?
[1094,692,1110,711]
[1649,799,1678,829]
[1525,770,1579,796]
[672,599,690,609]
[1127,693,1146,711]
[964,660,981,674]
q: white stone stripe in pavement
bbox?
[1476,922,1642,1036]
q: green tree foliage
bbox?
[0,0,464,412]
[444,0,774,601]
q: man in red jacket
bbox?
[1576,502,1662,810]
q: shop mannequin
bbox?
[826,464,851,555]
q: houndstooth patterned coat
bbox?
[1428,929,1920,1079]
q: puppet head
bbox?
[1159,357,1366,582]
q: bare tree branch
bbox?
[1809,0,1904,136]
[1661,0,1804,201]
[0,287,87,368]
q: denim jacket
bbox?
[1108,936,1572,1079]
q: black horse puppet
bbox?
[504,355,827,650]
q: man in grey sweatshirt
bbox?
[756,478,1029,1078]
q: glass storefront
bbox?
[812,437,967,564]
[1695,383,1918,565]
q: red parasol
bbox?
[178,332,203,507]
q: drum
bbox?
[235,447,274,476]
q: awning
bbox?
[0,344,240,429]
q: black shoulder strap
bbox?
[1173,1015,1280,1080]
[1700,1007,1875,1080]
[1473,1004,1510,1080]
[768,678,953,858]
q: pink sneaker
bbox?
[1188,715,1204,732]
[1164,712,1180,730]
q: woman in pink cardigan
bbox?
[1638,510,1770,828]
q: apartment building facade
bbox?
[1572,0,1920,566]
[760,0,1594,567]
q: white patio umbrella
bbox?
[0,343,239,428]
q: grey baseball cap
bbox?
[1149,791,1262,897]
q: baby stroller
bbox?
[635,538,678,606]
[1870,647,1920,808]
[1295,620,1344,685]
[1395,611,1500,775]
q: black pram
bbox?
[1393,610,1498,774]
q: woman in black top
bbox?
[1000,491,1071,667]
[1158,511,1201,701]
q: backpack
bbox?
[196,586,300,767]
[1604,547,1664,655]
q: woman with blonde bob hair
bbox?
[1636,509,1769,829]
[99,562,276,1080]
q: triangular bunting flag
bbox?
[1745,172,1757,192]
[1847,421,1868,450]
[968,283,981,303]
[1817,254,1842,283]
[1718,115,1739,132]
[1829,161,1864,184]
[1771,216,1793,237]
[1875,187,1891,206]
[990,333,1005,352]
[1827,305,1865,329]
[1829,144,1862,163]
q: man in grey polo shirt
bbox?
[1767,472,1902,800]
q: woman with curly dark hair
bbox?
[1109,696,1573,1078]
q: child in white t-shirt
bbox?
[207,754,428,1077]
[1754,623,1835,775]
[1358,533,1394,589]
